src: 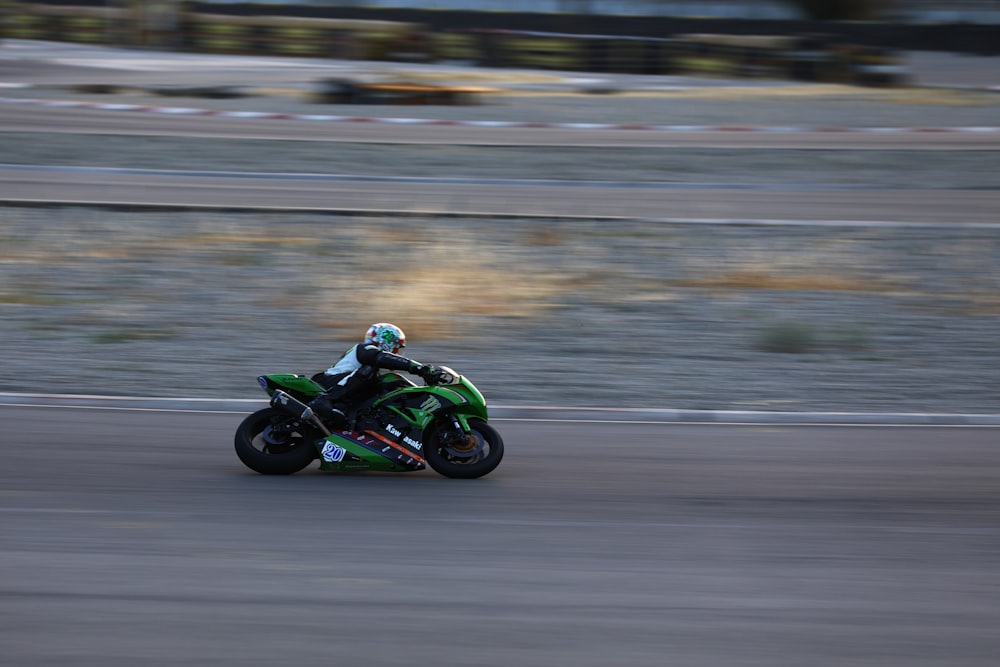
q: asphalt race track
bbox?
[1,405,998,667]
[7,162,1000,224]
[5,102,1000,150]
[3,102,1000,223]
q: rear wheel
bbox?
[234,407,318,475]
[425,418,504,479]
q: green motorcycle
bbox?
[234,367,504,479]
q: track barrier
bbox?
[4,2,914,86]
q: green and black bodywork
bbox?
[235,367,503,479]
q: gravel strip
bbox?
[2,206,998,414]
[4,133,1000,190]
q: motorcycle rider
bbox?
[309,322,436,427]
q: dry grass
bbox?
[523,227,565,247]
[0,293,70,306]
[5,210,992,357]
[171,233,318,247]
[936,293,1000,316]
[670,270,897,293]
[0,230,317,263]
[312,242,564,340]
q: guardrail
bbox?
[3,2,909,86]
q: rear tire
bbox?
[234,407,318,475]
[425,418,504,479]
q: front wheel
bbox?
[425,418,504,479]
[234,407,318,475]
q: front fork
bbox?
[434,412,481,453]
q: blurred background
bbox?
[4,0,1000,56]
[2,0,999,411]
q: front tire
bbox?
[425,418,504,479]
[234,407,318,475]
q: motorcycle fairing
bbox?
[317,430,425,473]
[258,374,324,400]
[316,382,482,473]
[375,377,488,427]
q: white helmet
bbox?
[365,323,406,354]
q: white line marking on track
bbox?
[0,403,245,415]
[3,392,999,426]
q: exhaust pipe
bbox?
[270,390,331,436]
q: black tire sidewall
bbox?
[234,407,317,475]
[425,418,504,479]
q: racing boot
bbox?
[308,394,349,430]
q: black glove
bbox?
[413,364,436,380]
